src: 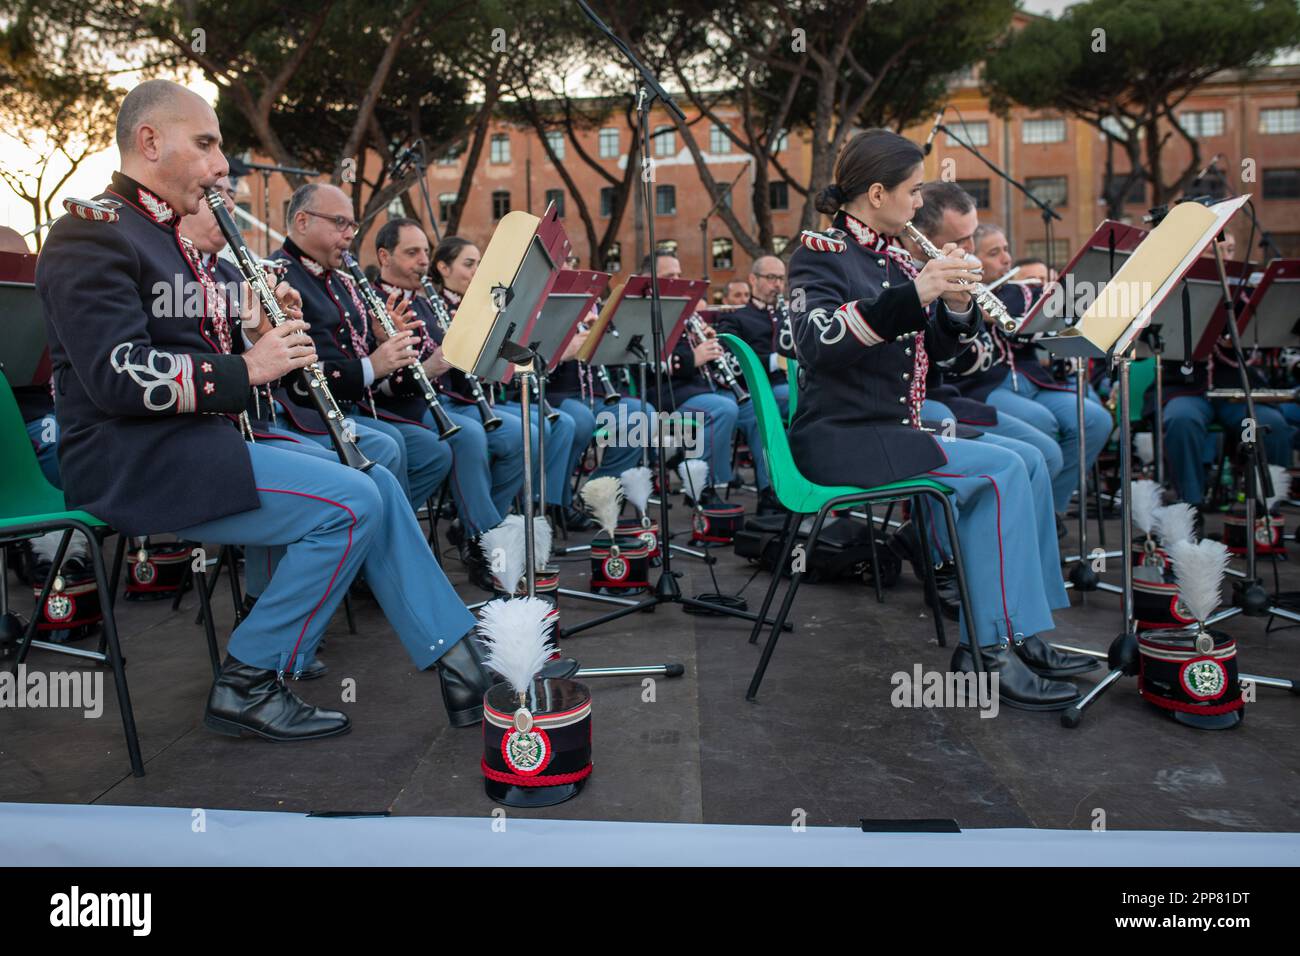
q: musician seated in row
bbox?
[273,183,452,513]
[638,251,740,508]
[788,128,1097,710]
[37,78,495,741]
[1158,234,1295,508]
[372,220,534,589]
[428,237,591,532]
[721,278,750,306]
[714,255,795,514]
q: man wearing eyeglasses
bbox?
[272,183,452,514]
[714,255,794,514]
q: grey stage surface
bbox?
[2,493,1298,836]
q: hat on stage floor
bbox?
[583,477,650,594]
[1138,538,1244,730]
[1223,466,1289,556]
[618,466,661,566]
[477,597,592,807]
[125,538,193,600]
[1129,480,1167,581]
[483,515,559,609]
[1133,503,1199,631]
[679,459,744,544]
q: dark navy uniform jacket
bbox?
[715,299,793,386]
[370,279,451,423]
[274,239,422,428]
[787,210,981,489]
[35,172,256,535]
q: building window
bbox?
[1022,118,1066,144]
[490,134,510,165]
[544,131,565,161]
[436,146,461,166]
[1099,115,1138,141]
[438,193,457,221]
[1181,110,1225,138]
[386,196,405,218]
[772,236,790,256]
[1025,176,1068,209]
[655,184,676,216]
[768,181,789,210]
[711,237,733,271]
[1103,173,1146,205]
[1262,168,1300,200]
[1026,239,1071,263]
[958,179,991,209]
[773,129,789,153]
[1260,108,1300,135]
[491,190,511,220]
[656,239,678,257]
[709,124,732,153]
[545,188,565,218]
[600,186,616,218]
[598,127,620,158]
[653,125,676,157]
[605,241,621,272]
[945,119,989,147]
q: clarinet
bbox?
[686,315,749,404]
[203,190,374,472]
[594,365,622,405]
[341,253,460,441]
[903,221,1019,333]
[417,275,503,431]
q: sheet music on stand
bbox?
[580,276,706,367]
[1040,196,1250,362]
[441,203,570,383]
[530,269,610,372]
[1017,220,1145,337]
[1236,258,1300,349]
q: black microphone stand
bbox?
[936,122,1063,275]
[560,0,790,640]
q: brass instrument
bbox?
[903,221,1019,333]
[686,314,749,404]
[417,275,503,431]
[204,190,374,471]
[341,252,461,440]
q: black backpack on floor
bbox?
[733,514,901,586]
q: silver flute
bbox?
[903,221,1019,333]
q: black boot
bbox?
[950,642,1080,712]
[204,655,350,741]
[1013,634,1100,677]
[924,566,960,621]
[437,633,495,728]
[556,505,595,532]
[459,535,498,594]
[285,657,329,681]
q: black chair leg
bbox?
[748,510,800,645]
[16,530,72,666]
[108,533,126,610]
[344,593,357,635]
[747,504,833,701]
[87,527,144,777]
[865,503,884,604]
[194,567,221,679]
[932,492,983,674]
[224,546,246,624]
[194,546,225,626]
[912,496,946,647]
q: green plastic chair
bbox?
[0,377,203,778]
[719,335,984,700]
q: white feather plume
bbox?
[1169,539,1231,624]
[581,476,624,537]
[1130,480,1164,535]
[1267,464,1291,512]
[480,518,527,594]
[477,596,557,696]
[620,466,654,517]
[500,514,554,573]
[1154,503,1197,546]
[677,458,710,500]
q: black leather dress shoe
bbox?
[684,485,724,509]
[950,642,1080,711]
[925,569,960,621]
[557,505,596,532]
[204,655,350,741]
[437,633,495,728]
[446,518,466,548]
[459,535,498,594]
[1013,634,1100,677]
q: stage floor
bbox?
[3,494,1299,834]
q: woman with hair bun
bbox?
[787,128,1096,710]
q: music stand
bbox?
[1046,197,1293,725]
[442,207,682,681]
[1237,259,1300,348]
[1020,222,1143,590]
